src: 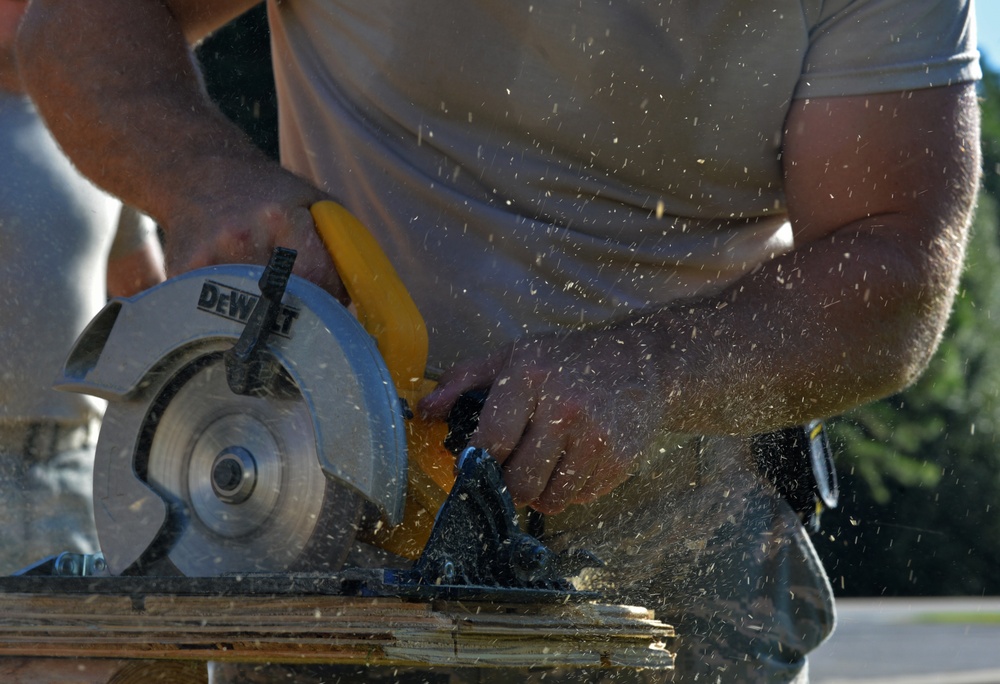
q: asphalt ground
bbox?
[809,597,1000,684]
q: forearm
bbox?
[638,212,968,436]
[17,0,339,291]
[640,84,982,437]
[16,0,266,227]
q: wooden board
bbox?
[0,592,674,671]
[0,659,206,684]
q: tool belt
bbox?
[751,420,839,531]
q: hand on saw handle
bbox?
[419,325,666,516]
[160,167,349,304]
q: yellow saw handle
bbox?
[310,201,427,404]
[310,201,455,558]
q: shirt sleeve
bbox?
[794,0,981,98]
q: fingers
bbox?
[502,422,593,514]
[164,203,285,272]
[164,194,347,301]
[417,347,580,511]
[533,449,601,514]
[421,336,641,515]
[480,377,613,514]
[418,354,504,421]
[491,403,562,501]
[470,366,540,465]
[279,208,348,302]
[503,408,626,514]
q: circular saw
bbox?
[53,203,435,576]
[52,202,595,596]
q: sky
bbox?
[978,1,999,71]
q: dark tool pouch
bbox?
[751,420,839,531]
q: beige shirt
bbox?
[268,0,979,370]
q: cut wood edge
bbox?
[0,594,674,670]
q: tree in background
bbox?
[981,64,1000,200]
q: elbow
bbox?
[871,318,947,399]
[854,211,972,405]
[847,273,962,407]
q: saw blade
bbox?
[142,354,360,576]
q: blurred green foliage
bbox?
[981,65,1000,200]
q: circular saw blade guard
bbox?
[55,265,407,575]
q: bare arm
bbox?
[421,84,981,513]
[16,0,343,295]
[652,84,981,432]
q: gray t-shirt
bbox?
[268,0,980,370]
[0,92,156,425]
